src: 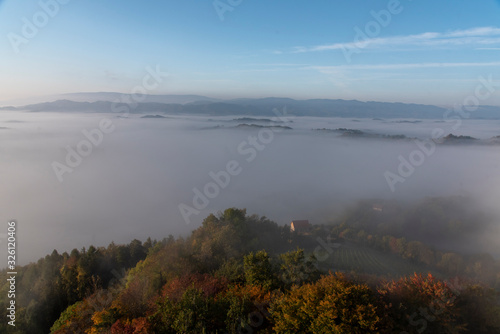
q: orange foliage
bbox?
[224,283,273,304]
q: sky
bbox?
[1,0,500,105]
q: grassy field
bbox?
[311,241,440,278]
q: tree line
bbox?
[1,206,499,333]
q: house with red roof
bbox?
[290,220,311,234]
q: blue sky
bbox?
[1,0,500,105]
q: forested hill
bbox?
[1,207,500,333]
[6,96,500,119]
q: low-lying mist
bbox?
[2,110,500,264]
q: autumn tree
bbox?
[271,272,381,333]
[378,273,466,334]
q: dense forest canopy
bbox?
[1,201,499,333]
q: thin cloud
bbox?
[308,61,500,88]
[243,63,311,67]
[309,61,500,71]
[289,27,500,53]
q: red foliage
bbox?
[161,273,228,301]
[130,317,150,333]
[111,317,151,334]
[111,319,134,334]
[377,273,465,333]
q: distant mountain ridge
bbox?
[58,92,220,104]
[3,93,500,119]
[0,92,219,107]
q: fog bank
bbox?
[2,111,500,264]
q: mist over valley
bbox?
[2,100,500,265]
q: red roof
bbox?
[291,220,310,231]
